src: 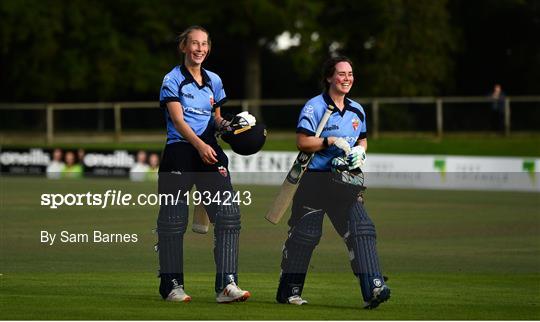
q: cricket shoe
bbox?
[165,285,192,303]
[364,285,390,309]
[287,295,308,305]
[216,282,251,303]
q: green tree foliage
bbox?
[367,0,458,96]
[203,0,324,118]
[0,0,538,103]
[0,0,182,101]
[314,0,458,97]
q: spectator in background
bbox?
[62,151,83,179]
[146,153,159,181]
[46,148,64,179]
[490,84,506,132]
[77,148,86,165]
[130,150,150,181]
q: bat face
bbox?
[296,152,312,164]
[265,181,297,224]
[286,152,314,184]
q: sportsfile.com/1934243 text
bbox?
[40,190,252,209]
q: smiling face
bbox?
[327,61,354,96]
[181,29,210,66]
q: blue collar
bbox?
[179,64,212,90]
[322,92,353,117]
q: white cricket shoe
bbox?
[287,295,308,305]
[166,285,192,303]
[216,282,251,303]
[363,285,391,309]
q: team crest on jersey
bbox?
[218,166,228,177]
[352,117,359,130]
[209,95,215,106]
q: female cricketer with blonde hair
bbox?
[155,25,253,303]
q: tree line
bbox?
[1,0,538,104]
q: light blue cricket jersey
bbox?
[159,65,227,144]
[296,92,367,171]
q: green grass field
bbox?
[1,177,539,320]
[2,132,540,156]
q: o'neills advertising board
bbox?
[1,148,538,191]
[0,148,161,180]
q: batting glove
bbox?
[332,137,351,154]
[346,145,367,169]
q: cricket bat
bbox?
[192,204,210,234]
[265,104,335,224]
[191,161,225,234]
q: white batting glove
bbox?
[346,145,367,169]
[332,138,351,155]
[236,111,256,126]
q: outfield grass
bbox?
[2,272,538,320]
[2,132,540,156]
[1,177,539,319]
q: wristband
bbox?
[323,137,329,148]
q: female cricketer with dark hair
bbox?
[155,25,253,303]
[275,56,391,308]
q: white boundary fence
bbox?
[1,96,539,143]
[225,151,540,191]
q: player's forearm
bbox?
[296,134,321,153]
[214,114,229,130]
[213,107,225,128]
[357,138,367,152]
[167,102,207,150]
[296,134,340,153]
[172,119,206,150]
[214,114,224,126]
